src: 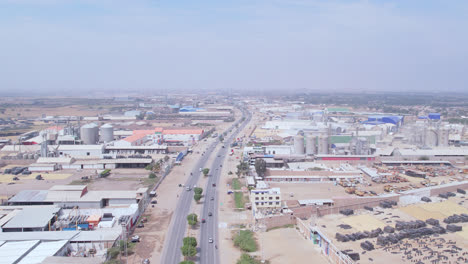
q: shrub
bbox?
[149,173,156,179]
[107,247,120,259]
[237,253,262,264]
[233,230,258,252]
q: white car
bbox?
[208,238,213,243]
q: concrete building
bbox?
[250,188,282,208]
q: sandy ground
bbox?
[256,228,328,264]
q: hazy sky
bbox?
[1,0,467,95]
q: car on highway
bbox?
[208,238,213,243]
[201,218,206,223]
[208,212,212,216]
[210,197,214,201]
[212,183,216,187]
[186,187,191,191]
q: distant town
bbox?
[0,92,466,264]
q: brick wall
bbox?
[430,182,468,196]
[263,214,297,230]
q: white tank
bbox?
[317,136,329,154]
[100,124,114,143]
[294,135,305,155]
[80,123,99,144]
[306,135,316,155]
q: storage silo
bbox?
[294,135,305,154]
[80,123,99,144]
[306,135,316,155]
[317,136,329,154]
[100,124,114,143]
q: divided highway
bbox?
[199,109,251,264]
[161,107,251,264]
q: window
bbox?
[255,197,259,200]
[269,197,272,200]
[269,202,272,205]
[276,202,280,205]
[276,197,280,200]
[261,197,264,200]
[86,152,90,156]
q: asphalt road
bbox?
[199,109,251,264]
[160,107,250,264]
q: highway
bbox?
[160,106,250,264]
[199,109,251,264]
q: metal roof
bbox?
[70,230,120,242]
[3,206,60,229]
[0,240,40,264]
[49,185,86,192]
[8,190,48,203]
[18,240,69,264]
[0,231,79,242]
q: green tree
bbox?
[145,164,153,170]
[202,168,210,177]
[164,155,170,162]
[219,135,224,142]
[254,158,267,177]
[236,161,249,176]
[181,244,197,258]
[194,193,202,203]
[187,213,198,226]
[179,261,195,264]
[149,172,156,179]
[194,187,203,195]
[183,237,197,247]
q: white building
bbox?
[250,188,282,208]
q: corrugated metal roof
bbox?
[8,190,48,203]
[3,207,60,229]
[0,231,78,242]
[0,240,40,264]
[18,240,68,264]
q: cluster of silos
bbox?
[294,135,305,154]
[100,124,114,143]
[80,123,99,144]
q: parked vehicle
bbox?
[137,223,144,228]
[131,235,140,242]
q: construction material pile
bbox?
[336,228,383,242]
[380,200,397,209]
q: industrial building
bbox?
[8,185,148,208]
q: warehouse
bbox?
[105,145,168,155]
[8,185,147,208]
[57,145,104,157]
[1,206,60,232]
[263,169,363,183]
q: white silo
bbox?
[294,135,305,154]
[100,124,114,143]
[317,136,329,154]
[80,123,99,144]
[306,135,316,155]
